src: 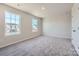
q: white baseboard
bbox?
[0,34,41,48]
[43,34,71,39]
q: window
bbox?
[5,11,21,36]
[32,18,38,32]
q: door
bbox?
[72,4,79,54]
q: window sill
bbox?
[32,29,38,32]
[5,32,20,36]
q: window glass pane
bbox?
[16,15,20,24]
[11,25,17,32]
[33,25,37,29]
[5,24,10,33]
[16,25,20,32]
[5,18,11,23]
[32,18,38,31]
[5,11,11,18]
[11,14,16,19]
[33,19,38,25]
[5,11,21,36]
[11,18,15,24]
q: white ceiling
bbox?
[5,3,73,17]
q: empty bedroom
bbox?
[0,3,79,56]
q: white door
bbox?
[72,4,79,54]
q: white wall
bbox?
[72,3,79,55]
[43,13,71,39]
[5,3,72,39]
[0,4,42,48]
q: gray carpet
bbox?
[0,36,78,56]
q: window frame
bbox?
[5,11,21,36]
[32,17,39,32]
